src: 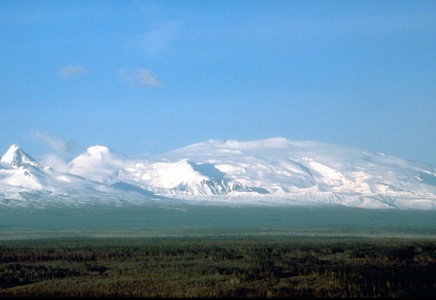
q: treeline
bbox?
[0,236,435,298]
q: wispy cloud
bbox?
[59,65,87,78]
[119,68,161,88]
[32,131,84,170]
[141,21,181,56]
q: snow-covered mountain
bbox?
[1,137,436,210]
[1,144,42,168]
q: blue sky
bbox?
[1,0,435,165]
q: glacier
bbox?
[1,137,436,210]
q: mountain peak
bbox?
[86,145,111,156]
[87,145,110,152]
[1,144,41,168]
[80,145,126,162]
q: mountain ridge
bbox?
[1,138,436,210]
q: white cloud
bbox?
[33,131,70,153]
[141,21,181,56]
[59,65,87,78]
[119,68,161,88]
[32,131,84,167]
[39,154,70,172]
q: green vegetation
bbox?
[0,235,435,298]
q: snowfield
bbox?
[1,137,436,210]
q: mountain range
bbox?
[1,137,436,210]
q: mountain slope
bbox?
[1,138,436,210]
